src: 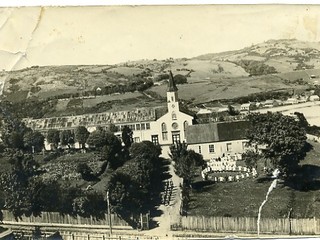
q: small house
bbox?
[264,100,279,108]
[285,97,298,105]
[240,102,256,111]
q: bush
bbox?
[43,151,61,162]
[77,163,96,181]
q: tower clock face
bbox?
[172,122,178,129]
[172,104,175,108]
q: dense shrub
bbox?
[237,60,277,75]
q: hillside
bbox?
[1,39,320,116]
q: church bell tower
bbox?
[167,71,179,113]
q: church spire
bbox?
[167,71,178,92]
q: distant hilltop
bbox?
[1,39,320,109]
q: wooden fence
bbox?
[2,210,130,227]
[171,216,320,235]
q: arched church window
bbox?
[183,121,188,131]
[161,122,168,141]
[172,112,177,120]
[161,123,167,132]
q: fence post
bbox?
[314,216,317,234]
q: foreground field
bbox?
[189,141,320,219]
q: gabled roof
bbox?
[241,103,255,107]
[186,120,250,144]
[167,71,178,92]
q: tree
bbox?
[0,153,40,218]
[76,163,95,181]
[47,129,60,149]
[56,184,82,215]
[170,142,203,216]
[169,141,188,162]
[121,126,133,149]
[72,191,106,219]
[0,171,31,218]
[0,105,30,150]
[23,131,45,153]
[75,126,90,149]
[107,171,143,225]
[108,124,118,133]
[246,112,307,177]
[170,142,204,187]
[86,129,107,149]
[130,141,162,161]
[242,150,261,170]
[60,130,75,148]
[227,105,238,116]
[173,74,188,84]
[173,149,204,187]
[87,129,123,170]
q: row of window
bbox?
[198,143,233,154]
[118,123,151,131]
[161,121,189,132]
[151,132,181,145]
[117,121,189,133]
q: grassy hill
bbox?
[1,39,320,116]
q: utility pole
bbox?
[106,190,112,235]
[288,207,293,235]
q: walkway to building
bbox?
[145,161,183,238]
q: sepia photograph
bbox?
[1,3,320,239]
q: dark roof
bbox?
[180,106,196,117]
[167,71,178,92]
[186,120,250,144]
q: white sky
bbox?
[0,4,320,70]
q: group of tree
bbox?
[233,90,291,104]
[237,60,277,76]
[46,129,75,150]
[107,141,163,226]
[246,112,308,178]
[0,99,58,119]
[0,105,45,154]
[170,142,204,215]
[0,124,134,219]
[0,152,106,219]
[93,78,154,96]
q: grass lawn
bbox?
[189,141,320,219]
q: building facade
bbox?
[24,72,194,156]
[185,121,250,160]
